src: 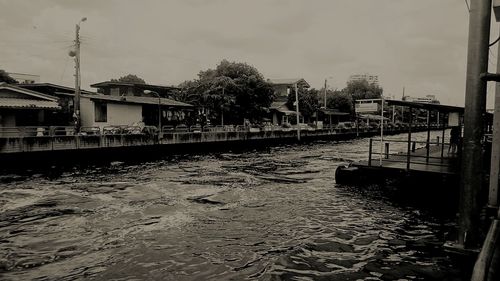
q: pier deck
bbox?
[353,143,458,175]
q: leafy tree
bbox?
[0,70,17,84]
[111,74,146,84]
[344,79,383,101]
[326,90,354,114]
[286,87,320,122]
[177,60,274,125]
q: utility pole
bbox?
[458,0,492,249]
[72,17,86,133]
[324,79,327,108]
[295,83,300,141]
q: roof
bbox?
[90,81,179,91]
[17,83,95,95]
[268,78,310,88]
[0,98,60,109]
[386,99,464,113]
[269,101,301,115]
[0,82,59,101]
[81,94,193,108]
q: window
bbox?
[95,102,107,122]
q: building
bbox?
[17,83,96,126]
[82,82,193,129]
[90,81,178,98]
[403,94,440,104]
[0,83,60,133]
[268,78,310,101]
[268,78,310,125]
[8,72,40,84]
[349,73,379,86]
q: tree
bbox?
[0,70,17,84]
[177,60,274,125]
[344,79,383,101]
[111,74,146,84]
[286,87,320,122]
[326,90,354,114]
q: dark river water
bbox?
[0,132,465,280]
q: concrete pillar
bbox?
[459,0,492,249]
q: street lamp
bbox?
[144,90,162,133]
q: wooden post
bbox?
[385,142,390,159]
[407,107,412,171]
[368,138,373,166]
[426,110,431,164]
[441,113,446,162]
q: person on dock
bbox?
[448,126,460,154]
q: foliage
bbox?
[111,74,146,84]
[286,87,320,121]
[326,90,354,114]
[0,70,17,84]
[344,79,383,101]
[323,79,383,116]
[176,59,274,124]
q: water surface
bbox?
[0,132,463,280]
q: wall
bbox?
[80,97,142,128]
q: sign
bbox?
[448,112,459,126]
[355,102,379,113]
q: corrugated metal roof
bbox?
[0,82,59,101]
[0,98,60,109]
[82,94,193,107]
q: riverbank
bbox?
[0,126,443,169]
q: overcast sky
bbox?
[1,0,499,107]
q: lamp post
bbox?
[144,90,162,134]
[70,17,86,133]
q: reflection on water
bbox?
[0,132,464,280]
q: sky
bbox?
[0,0,499,107]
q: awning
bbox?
[0,98,60,109]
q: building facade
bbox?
[348,73,379,86]
[0,83,60,135]
[82,82,193,129]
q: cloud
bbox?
[0,0,486,106]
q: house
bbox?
[90,81,178,98]
[267,78,310,125]
[17,83,96,126]
[0,83,60,134]
[81,82,193,129]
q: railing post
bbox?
[385,142,390,159]
[437,136,440,147]
[412,141,416,152]
[368,138,373,166]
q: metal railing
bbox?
[0,123,443,138]
[367,136,457,170]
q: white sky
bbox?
[1,0,499,108]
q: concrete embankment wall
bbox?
[0,128,434,168]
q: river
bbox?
[0,131,465,280]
